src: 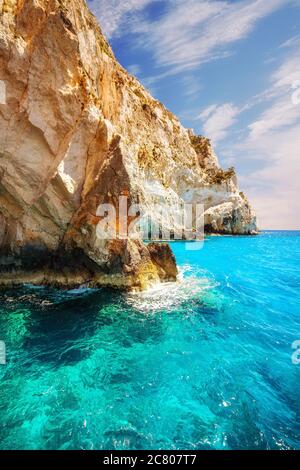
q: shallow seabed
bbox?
[0,231,299,450]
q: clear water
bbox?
[0,231,299,450]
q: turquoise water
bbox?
[0,231,300,450]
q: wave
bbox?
[125,265,218,313]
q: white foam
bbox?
[126,265,217,313]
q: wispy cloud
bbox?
[248,95,300,138]
[198,103,240,142]
[279,34,300,49]
[248,46,300,138]
[127,64,142,76]
[130,0,292,74]
[88,0,154,38]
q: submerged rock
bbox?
[0,0,257,289]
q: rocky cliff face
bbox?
[0,0,257,289]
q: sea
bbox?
[0,231,299,450]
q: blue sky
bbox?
[88,0,300,229]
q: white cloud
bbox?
[279,34,300,49]
[198,104,219,121]
[127,64,142,76]
[131,0,292,74]
[181,75,203,99]
[198,103,240,142]
[248,95,300,138]
[88,0,154,38]
[89,0,294,74]
[272,54,300,89]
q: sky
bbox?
[88,0,300,230]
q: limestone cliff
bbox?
[0,0,257,289]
